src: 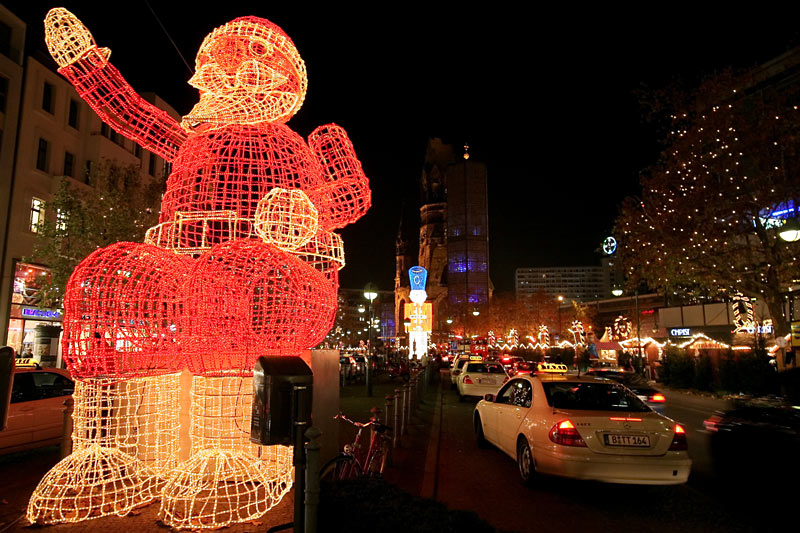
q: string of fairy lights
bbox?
[617,74,799,311]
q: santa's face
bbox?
[183,17,307,129]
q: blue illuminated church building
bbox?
[394,139,492,338]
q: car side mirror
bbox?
[484,393,495,402]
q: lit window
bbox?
[30,198,44,233]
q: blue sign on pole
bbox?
[409,266,428,291]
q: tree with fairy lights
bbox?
[28,160,161,307]
[616,68,800,338]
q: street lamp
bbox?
[612,288,624,297]
[363,283,378,396]
[779,217,800,242]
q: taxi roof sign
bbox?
[468,355,484,361]
[15,358,41,369]
[536,362,568,374]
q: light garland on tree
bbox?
[613,315,632,340]
[31,8,370,529]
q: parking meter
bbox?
[250,355,313,446]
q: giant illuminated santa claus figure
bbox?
[28,8,370,529]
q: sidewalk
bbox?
[0,368,440,533]
[337,367,438,496]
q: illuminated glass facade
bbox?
[447,160,489,308]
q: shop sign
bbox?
[21,306,62,321]
[669,328,691,337]
[742,325,773,334]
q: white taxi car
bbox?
[1,359,74,454]
[450,354,482,386]
[473,368,691,485]
[457,361,507,401]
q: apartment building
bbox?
[0,5,180,362]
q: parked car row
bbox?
[339,354,367,382]
[1,359,74,454]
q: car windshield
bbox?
[466,363,505,373]
[542,381,651,412]
[621,374,652,388]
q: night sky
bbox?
[7,2,800,292]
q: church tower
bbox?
[394,211,412,337]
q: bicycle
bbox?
[320,411,391,481]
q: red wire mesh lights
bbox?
[31,8,370,529]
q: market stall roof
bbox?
[596,341,623,351]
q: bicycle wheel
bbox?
[320,455,362,482]
[365,438,389,477]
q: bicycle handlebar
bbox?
[334,412,391,432]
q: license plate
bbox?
[604,434,650,447]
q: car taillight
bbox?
[703,415,722,433]
[549,420,587,447]
[669,424,688,451]
[463,375,473,384]
[649,393,666,403]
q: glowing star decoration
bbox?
[538,325,550,346]
[731,292,757,333]
[569,320,586,345]
[613,315,632,340]
[31,8,370,530]
[507,329,519,347]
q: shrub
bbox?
[693,354,714,391]
[319,478,493,533]
[661,346,694,388]
[717,349,737,392]
[735,348,778,395]
[546,347,574,366]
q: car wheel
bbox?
[458,390,465,402]
[474,414,488,449]
[517,437,535,486]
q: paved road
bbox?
[429,370,774,533]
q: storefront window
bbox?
[6,262,63,366]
